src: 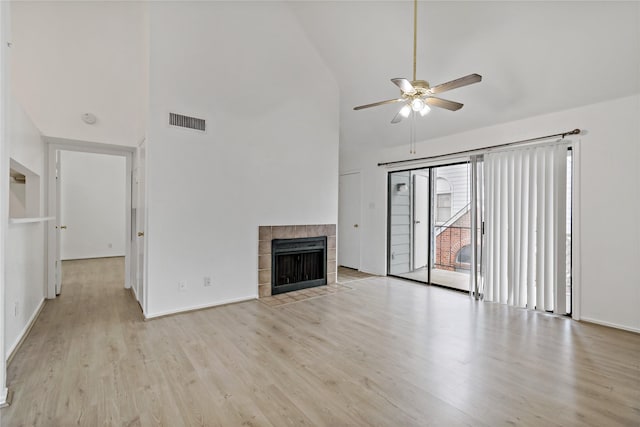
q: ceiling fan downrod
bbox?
[413,0,418,82]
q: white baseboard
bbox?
[144,295,257,320]
[0,388,13,408]
[6,298,46,364]
[61,254,125,261]
[580,316,640,334]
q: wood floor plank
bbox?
[1,258,639,426]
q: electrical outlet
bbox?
[178,281,187,292]
[203,277,212,287]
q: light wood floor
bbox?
[1,258,639,426]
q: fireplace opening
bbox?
[272,236,327,295]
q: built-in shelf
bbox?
[9,217,55,224]
[10,158,41,220]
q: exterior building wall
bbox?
[435,210,471,271]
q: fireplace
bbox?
[258,224,336,297]
[271,237,327,295]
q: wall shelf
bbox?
[9,217,55,225]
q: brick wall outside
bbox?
[435,211,471,272]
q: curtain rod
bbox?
[377,128,581,167]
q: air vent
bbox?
[169,113,206,132]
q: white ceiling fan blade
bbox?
[429,74,482,95]
[425,97,464,111]
[391,104,411,124]
[391,78,416,94]
[353,98,405,111]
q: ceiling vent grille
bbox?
[169,113,206,132]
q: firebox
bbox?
[271,236,327,295]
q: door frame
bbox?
[132,137,147,311]
[45,137,135,299]
[412,172,430,270]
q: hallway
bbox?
[2,257,139,425]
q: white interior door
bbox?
[55,151,62,295]
[136,140,146,306]
[338,172,361,270]
[413,173,429,269]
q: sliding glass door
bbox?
[386,145,572,315]
[388,162,479,292]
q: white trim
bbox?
[0,388,11,408]
[6,298,45,363]
[580,317,640,334]
[570,142,581,320]
[0,0,11,408]
[338,169,361,176]
[131,280,139,302]
[9,216,54,224]
[46,139,135,298]
[144,295,257,320]
[44,137,136,154]
[137,137,148,315]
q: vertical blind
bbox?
[484,144,567,314]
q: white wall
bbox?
[5,99,47,359]
[10,1,147,146]
[0,0,10,402]
[341,94,640,332]
[59,151,126,260]
[145,2,339,317]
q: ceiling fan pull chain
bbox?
[410,112,416,154]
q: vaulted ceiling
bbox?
[11,1,640,151]
[290,1,640,150]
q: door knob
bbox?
[137,232,144,237]
[354,224,359,228]
[415,220,421,224]
[60,225,67,230]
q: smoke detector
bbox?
[81,113,97,125]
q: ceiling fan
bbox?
[353,0,482,123]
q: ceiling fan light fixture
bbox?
[411,98,426,112]
[419,104,431,116]
[399,104,411,118]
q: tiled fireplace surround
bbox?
[258,224,337,297]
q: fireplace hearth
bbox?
[272,237,327,295]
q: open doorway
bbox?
[46,140,143,310]
[57,150,127,295]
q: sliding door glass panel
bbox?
[388,169,430,282]
[430,163,472,291]
[389,171,412,276]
